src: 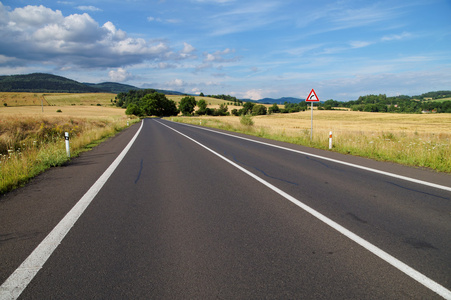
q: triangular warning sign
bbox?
[306,89,319,102]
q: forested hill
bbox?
[0,73,185,94]
[84,82,140,93]
[0,73,104,93]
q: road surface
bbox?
[1,118,450,299]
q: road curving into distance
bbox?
[1,118,450,299]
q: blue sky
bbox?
[0,0,450,101]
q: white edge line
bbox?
[172,121,451,192]
[157,120,451,300]
[0,120,144,300]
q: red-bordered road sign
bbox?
[305,89,319,102]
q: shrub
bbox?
[240,114,254,126]
[252,104,267,116]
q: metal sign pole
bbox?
[305,89,319,142]
[310,102,313,141]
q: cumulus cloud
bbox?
[0,3,172,68]
[108,68,133,81]
[182,42,195,54]
[169,78,184,87]
[243,89,263,100]
[202,48,239,63]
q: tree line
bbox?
[318,92,451,113]
[119,90,451,117]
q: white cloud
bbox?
[77,6,102,12]
[381,32,412,42]
[243,89,263,100]
[349,41,372,48]
[207,2,282,36]
[169,78,184,86]
[108,68,133,82]
[182,42,195,54]
[8,4,63,28]
[0,4,172,68]
[147,16,180,23]
[191,87,201,94]
[202,48,239,63]
[158,62,176,69]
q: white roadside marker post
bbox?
[65,132,70,158]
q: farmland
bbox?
[1,91,450,194]
[0,92,116,107]
[0,92,137,194]
[169,110,451,173]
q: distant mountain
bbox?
[84,82,141,93]
[0,73,186,95]
[257,97,304,104]
[0,73,104,93]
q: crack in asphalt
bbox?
[134,159,144,184]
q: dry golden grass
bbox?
[0,92,48,106]
[169,110,451,172]
[0,105,126,118]
[252,110,451,134]
[0,92,116,107]
[44,93,116,106]
[0,100,137,194]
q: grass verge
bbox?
[167,114,451,173]
[0,115,140,194]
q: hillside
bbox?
[84,82,141,93]
[0,73,185,95]
[0,73,104,93]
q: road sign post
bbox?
[305,89,319,141]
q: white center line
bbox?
[157,120,451,300]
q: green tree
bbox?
[268,103,280,114]
[252,104,267,115]
[179,96,197,116]
[125,103,142,116]
[241,102,255,115]
[196,99,207,115]
[213,104,229,116]
[141,93,178,116]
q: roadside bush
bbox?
[240,114,254,126]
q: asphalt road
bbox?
[1,118,450,299]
